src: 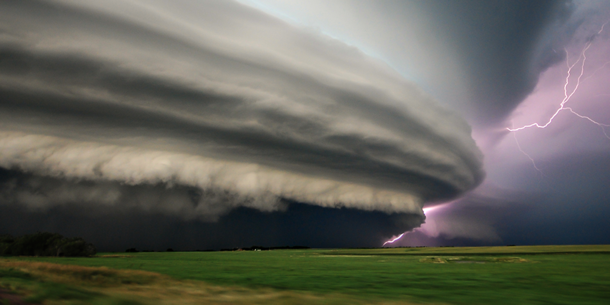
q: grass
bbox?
[0,260,411,305]
[1,245,609,304]
[325,244,610,256]
[0,262,146,305]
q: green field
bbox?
[2,245,610,304]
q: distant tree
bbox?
[57,237,97,257]
[9,232,64,256]
[0,232,96,257]
[0,234,15,255]
[166,248,174,252]
[125,248,139,253]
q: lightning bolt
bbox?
[381,205,447,246]
[507,22,610,167]
[382,232,406,247]
[511,122,543,175]
[565,107,610,139]
[507,44,592,131]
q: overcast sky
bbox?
[1,0,609,250]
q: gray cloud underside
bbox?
[0,170,277,221]
[425,0,574,124]
[0,0,484,217]
[246,0,577,127]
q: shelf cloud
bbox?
[0,0,484,220]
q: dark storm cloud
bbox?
[0,168,424,251]
[0,168,268,221]
[420,0,575,125]
[464,150,610,246]
[235,0,610,247]
[246,0,578,126]
[0,0,484,219]
[386,183,540,247]
[394,149,610,247]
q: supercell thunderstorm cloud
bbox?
[0,0,483,248]
[1,0,609,250]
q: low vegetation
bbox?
[1,245,609,304]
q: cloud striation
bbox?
[0,0,484,220]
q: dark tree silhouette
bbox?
[0,232,96,257]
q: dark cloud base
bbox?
[0,168,423,251]
[397,151,610,247]
[0,202,422,252]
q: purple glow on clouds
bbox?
[383,11,610,247]
[477,21,609,180]
[381,184,508,247]
[489,17,610,182]
[508,23,609,134]
[382,203,452,246]
[422,203,451,215]
[241,0,610,247]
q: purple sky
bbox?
[387,1,610,246]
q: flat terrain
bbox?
[1,245,609,304]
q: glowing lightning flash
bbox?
[381,204,446,246]
[512,122,543,175]
[565,107,610,139]
[382,232,406,246]
[507,44,592,131]
[507,22,610,160]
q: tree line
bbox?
[0,232,96,257]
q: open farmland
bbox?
[2,245,610,304]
